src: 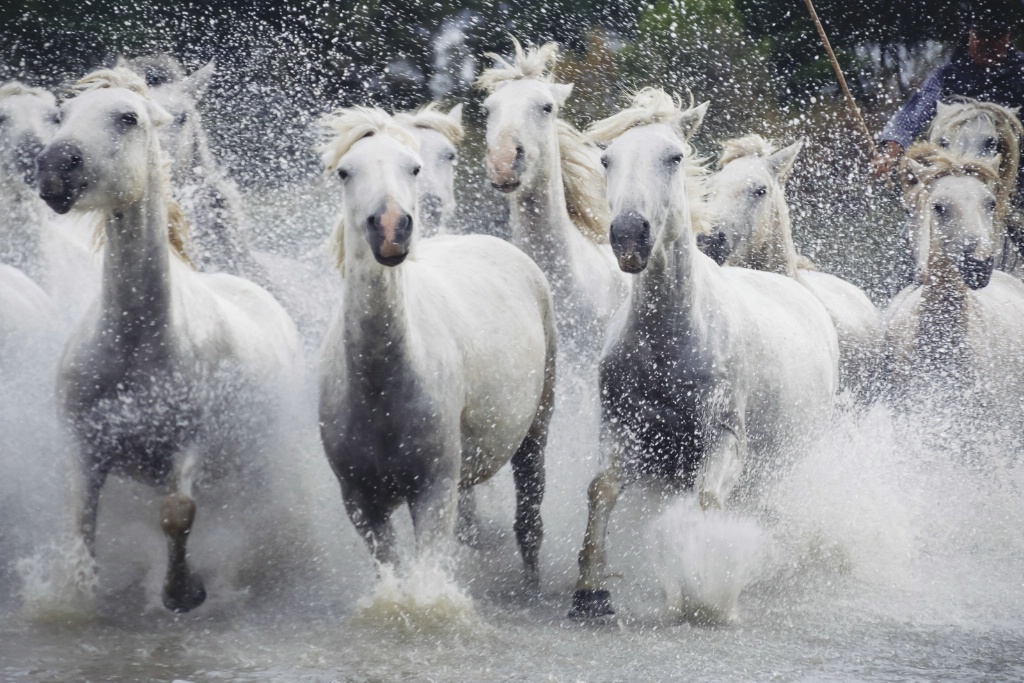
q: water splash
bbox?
[16,535,98,624]
[353,556,480,633]
[646,496,766,625]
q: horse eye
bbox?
[338,168,349,181]
[985,137,999,152]
[667,154,684,167]
[445,151,456,162]
[175,112,188,126]
[50,112,60,125]
[600,155,609,169]
[939,137,949,148]
[120,112,138,127]
[412,165,421,176]
[541,103,553,114]
[986,198,997,213]
[933,203,947,216]
[753,186,768,198]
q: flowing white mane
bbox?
[394,103,465,144]
[321,107,419,269]
[0,81,54,102]
[717,134,775,169]
[72,67,193,266]
[475,38,558,93]
[589,88,713,237]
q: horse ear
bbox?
[447,103,464,127]
[184,59,215,100]
[549,83,574,107]
[935,101,951,117]
[675,101,709,141]
[115,55,130,69]
[147,100,173,128]
[767,139,804,184]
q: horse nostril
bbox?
[64,154,82,172]
[515,145,525,160]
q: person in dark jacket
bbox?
[872,15,1024,181]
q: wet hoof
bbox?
[163,574,207,613]
[567,589,615,619]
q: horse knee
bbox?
[160,492,197,540]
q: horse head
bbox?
[703,136,803,273]
[396,103,463,236]
[322,107,421,268]
[904,150,1000,290]
[120,55,214,185]
[37,68,171,215]
[0,82,59,188]
[589,89,708,273]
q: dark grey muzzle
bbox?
[959,251,994,290]
[610,211,652,273]
[36,140,86,214]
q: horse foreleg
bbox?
[570,439,622,619]
[408,471,458,564]
[341,481,398,568]
[511,427,545,589]
[75,461,107,556]
[160,452,206,613]
[696,421,746,511]
[455,487,481,547]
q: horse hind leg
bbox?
[160,452,206,613]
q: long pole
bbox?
[802,0,880,157]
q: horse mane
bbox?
[717,134,775,169]
[0,81,55,103]
[901,141,1001,193]
[558,120,610,243]
[320,107,419,270]
[119,54,186,88]
[394,103,465,144]
[74,67,193,267]
[588,88,713,238]
[475,38,558,93]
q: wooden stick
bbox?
[802,0,880,157]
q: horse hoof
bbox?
[567,589,615,619]
[163,575,207,613]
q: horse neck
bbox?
[0,175,46,281]
[629,205,705,342]
[508,130,574,289]
[99,143,175,347]
[173,118,217,190]
[918,243,970,368]
[341,247,413,367]
[749,189,798,277]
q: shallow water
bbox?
[2,181,1024,682]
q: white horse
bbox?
[120,55,272,286]
[700,135,882,397]
[318,108,556,586]
[926,98,1024,275]
[885,143,1024,432]
[570,89,838,619]
[477,39,629,341]
[36,68,302,612]
[0,82,98,321]
[395,103,464,237]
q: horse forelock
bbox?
[717,134,776,169]
[72,67,152,100]
[395,103,465,144]
[903,142,1001,193]
[475,38,559,93]
[320,106,418,173]
[0,81,54,103]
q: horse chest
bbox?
[601,341,722,485]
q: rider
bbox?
[871,8,1024,190]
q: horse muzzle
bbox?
[36,140,87,214]
[696,229,731,266]
[959,252,994,290]
[366,205,413,267]
[487,143,524,193]
[610,211,652,273]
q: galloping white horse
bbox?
[885,143,1024,432]
[395,103,464,237]
[0,82,97,321]
[701,135,882,396]
[926,98,1023,275]
[570,89,838,618]
[477,39,629,341]
[36,68,301,612]
[120,55,272,286]
[318,108,556,585]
